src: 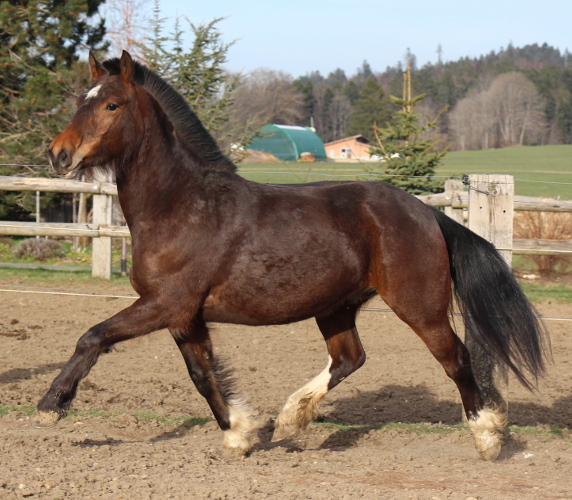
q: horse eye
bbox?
[106,103,119,111]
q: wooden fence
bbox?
[1,174,572,280]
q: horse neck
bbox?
[114,125,201,228]
[113,90,237,228]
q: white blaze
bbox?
[86,85,102,100]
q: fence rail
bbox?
[1,174,571,278]
[418,190,572,212]
[0,221,130,238]
[0,175,117,195]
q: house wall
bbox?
[325,139,371,160]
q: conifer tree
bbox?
[145,3,256,156]
[345,78,392,139]
[0,0,107,170]
[0,0,107,219]
[365,63,448,195]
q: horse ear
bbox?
[119,50,134,84]
[89,51,106,83]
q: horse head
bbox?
[48,51,145,179]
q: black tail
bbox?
[432,208,550,390]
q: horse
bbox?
[35,50,549,461]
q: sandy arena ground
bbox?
[1,287,571,499]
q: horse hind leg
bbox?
[272,304,365,442]
[374,222,506,461]
[426,322,506,460]
[388,297,505,460]
[171,322,259,456]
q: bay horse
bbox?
[35,51,549,461]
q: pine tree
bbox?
[0,0,107,219]
[145,4,256,155]
[342,80,360,105]
[345,78,392,139]
[292,77,315,127]
[365,63,448,195]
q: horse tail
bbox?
[432,208,550,390]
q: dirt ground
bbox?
[1,285,571,499]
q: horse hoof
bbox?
[472,428,502,461]
[223,430,253,457]
[271,424,297,442]
[476,439,502,462]
[467,407,506,462]
[30,410,61,429]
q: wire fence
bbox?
[0,283,571,322]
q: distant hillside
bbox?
[292,44,572,149]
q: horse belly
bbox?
[203,257,364,326]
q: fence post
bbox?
[444,179,465,224]
[466,174,514,416]
[92,192,113,279]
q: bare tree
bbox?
[489,72,546,146]
[104,0,150,58]
[328,94,353,141]
[231,69,305,128]
[449,72,546,149]
[449,88,496,150]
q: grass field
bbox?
[238,144,572,199]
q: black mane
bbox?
[103,58,236,173]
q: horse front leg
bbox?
[171,321,259,456]
[32,298,165,428]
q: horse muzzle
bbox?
[48,146,72,171]
[47,137,84,178]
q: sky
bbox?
[137,0,571,78]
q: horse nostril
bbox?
[58,149,72,169]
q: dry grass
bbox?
[11,238,64,261]
[514,211,572,274]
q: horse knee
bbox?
[74,327,105,356]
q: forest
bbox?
[290,44,572,149]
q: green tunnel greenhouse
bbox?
[247,124,327,161]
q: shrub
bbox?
[12,238,65,262]
[514,212,572,274]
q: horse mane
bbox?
[102,57,236,173]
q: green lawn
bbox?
[0,237,132,276]
[441,145,572,199]
[237,144,572,199]
[237,162,365,184]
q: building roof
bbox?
[247,124,327,161]
[324,135,370,147]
